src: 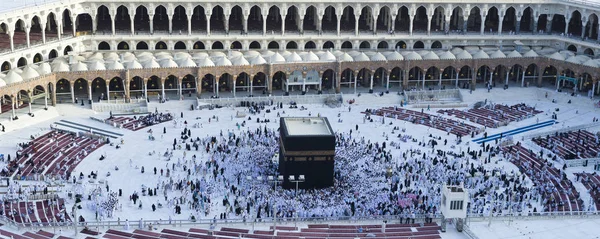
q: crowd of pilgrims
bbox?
[101,118,548,222]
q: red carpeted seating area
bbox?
[437,103,543,128]
[366,107,481,136]
[574,173,600,210]
[0,229,71,239]
[101,223,441,239]
[105,117,147,131]
[1,198,70,227]
[1,102,29,114]
[11,130,104,179]
[504,144,583,212]
[532,130,600,160]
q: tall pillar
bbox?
[498,16,504,35]
[106,85,110,102]
[250,75,254,96]
[516,21,521,34]
[232,76,236,97]
[581,22,586,39]
[41,23,46,43]
[372,15,377,34]
[207,15,211,35]
[409,16,414,35]
[168,16,173,34]
[25,27,30,48]
[546,15,553,33]
[8,31,14,52]
[57,22,62,40]
[178,80,182,98]
[263,15,267,35]
[130,16,135,35]
[354,73,358,94]
[11,97,15,119]
[564,18,570,34]
[480,14,485,35]
[188,16,192,35]
[72,14,77,36]
[144,79,148,98]
[243,16,248,34]
[88,84,92,101]
[521,71,525,87]
[336,16,341,35]
[532,20,538,33]
[161,82,165,99]
[71,84,75,103]
[438,73,442,86]
[149,15,154,34]
[318,16,323,33]
[455,71,459,88]
[505,71,509,85]
[369,74,374,92]
[28,94,32,114]
[427,16,432,35]
[386,73,390,90]
[111,17,115,35]
[354,16,359,35]
[44,92,48,109]
[282,15,286,35]
[92,16,97,34]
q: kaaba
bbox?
[279,117,335,189]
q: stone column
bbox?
[25,25,30,48]
[72,14,77,36]
[88,84,92,101]
[386,72,390,90]
[149,15,154,34]
[336,15,341,35]
[409,16,414,35]
[111,16,116,35]
[188,15,192,35]
[168,15,173,34]
[546,15,553,33]
[70,83,75,103]
[427,16,432,35]
[480,14,485,35]
[41,20,46,43]
[564,18,570,34]
[581,21,586,39]
[281,15,286,35]
[354,15,359,35]
[206,14,211,35]
[130,16,135,35]
[263,15,267,35]
[369,74,374,93]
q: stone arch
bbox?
[56,79,71,95]
[567,44,577,52]
[115,5,131,32]
[181,74,196,96]
[389,67,403,89]
[341,41,353,49]
[585,13,599,39]
[431,41,442,49]
[357,68,372,88]
[108,77,125,97]
[155,41,168,50]
[212,41,224,49]
[252,72,267,94]
[63,46,72,55]
[30,16,42,36]
[218,73,232,93]
[191,6,207,33]
[117,41,130,50]
[303,5,318,32]
[17,57,27,67]
[172,5,188,33]
[96,5,112,32]
[33,53,43,63]
[268,41,279,49]
[134,6,150,32]
[395,41,407,49]
[407,67,424,88]
[476,65,493,84]
[376,6,391,33]
[1,61,11,71]
[449,6,464,31]
[61,9,73,34]
[304,41,316,49]
[201,74,215,93]
[174,41,186,50]
[49,49,58,59]
[413,6,428,32]
[340,68,355,89]
[323,41,334,49]
[210,5,226,32]
[136,41,149,50]
[249,41,261,49]
[502,7,517,32]
[358,6,374,32]
[272,71,286,91]
[551,14,566,33]
[248,5,264,32]
[130,76,144,95]
[285,5,300,33]
[484,7,500,33]
[193,41,205,49]
[467,7,482,32]
[46,12,58,34]
[322,69,336,91]
[340,6,356,32]
[583,48,594,56]
[146,76,161,95]
[413,41,424,49]
[76,13,93,32]
[286,41,298,49]
[98,41,111,50]
[520,7,534,33]
[266,6,282,33]
[230,41,242,50]
[229,5,244,32]
[568,10,583,36]
[395,6,410,32]
[164,75,178,92]
[359,41,370,49]
[153,5,169,32]
[377,41,389,49]
[322,6,337,32]
[430,6,445,32]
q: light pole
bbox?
[288,175,305,196]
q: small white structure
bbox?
[440,183,469,232]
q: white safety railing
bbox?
[197,93,343,107]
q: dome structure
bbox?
[270,52,286,63]
[523,50,539,57]
[301,51,320,62]
[106,61,125,70]
[231,56,250,66]
[353,52,370,62]
[583,59,600,67]
[455,51,472,59]
[4,70,24,84]
[438,51,456,60]
[71,62,88,71]
[472,50,490,59]
[160,59,179,68]
[370,52,387,61]
[143,59,161,68]
[88,60,106,71]
[126,60,143,69]
[547,52,565,61]
[338,53,354,62]
[249,55,267,65]
[489,50,506,58]
[506,50,522,58]
[403,52,422,60]
[36,63,52,75]
[213,57,232,66]
[318,51,336,61]
[195,57,215,67]
[52,61,70,72]
[384,51,404,61]
[422,51,440,60]
[177,58,197,67]
[286,52,303,63]
[21,65,40,80]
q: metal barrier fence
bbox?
[197,93,343,107]
[403,89,463,104]
[521,121,600,140]
[2,210,600,233]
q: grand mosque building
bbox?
[1,0,600,112]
